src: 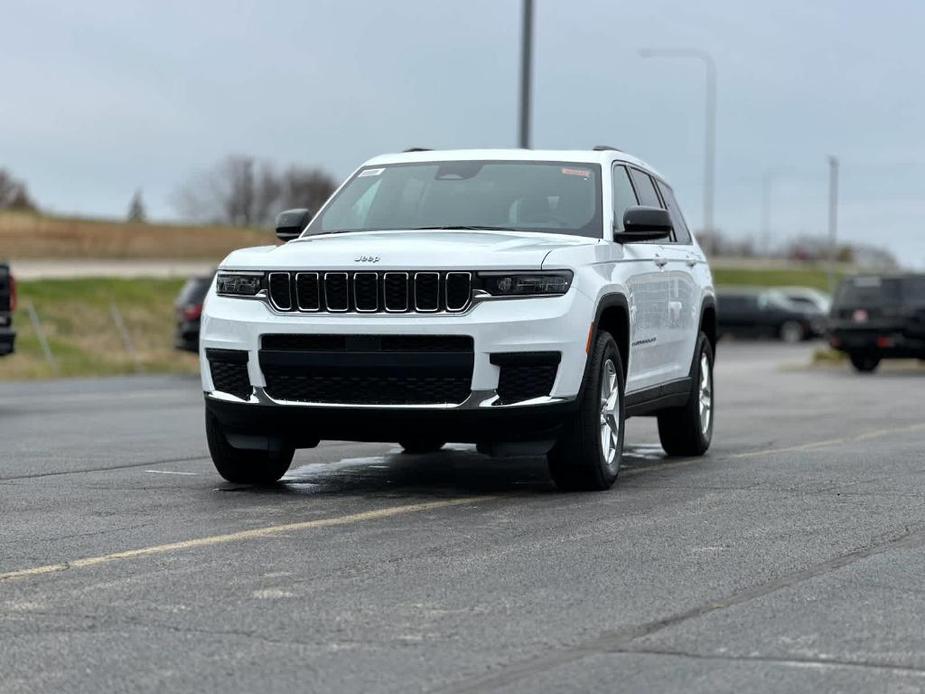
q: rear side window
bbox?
[629,169,662,207]
[612,165,638,231]
[835,277,902,307]
[656,181,692,245]
[901,276,925,304]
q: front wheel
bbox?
[206,412,294,484]
[657,333,714,456]
[779,320,805,344]
[849,353,881,373]
[547,331,625,491]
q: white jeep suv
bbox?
[200,148,716,491]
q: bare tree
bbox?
[0,169,37,211]
[127,189,146,222]
[173,157,337,227]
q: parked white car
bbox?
[200,148,717,490]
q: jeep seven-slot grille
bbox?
[267,271,472,314]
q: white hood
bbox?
[220,230,597,271]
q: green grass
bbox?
[713,266,842,291]
[0,278,199,380]
[0,265,851,381]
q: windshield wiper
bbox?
[411,225,521,231]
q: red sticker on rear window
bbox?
[561,167,591,177]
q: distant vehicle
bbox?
[718,288,824,343]
[779,286,831,314]
[174,273,214,353]
[0,263,15,357]
[200,147,718,491]
[829,274,925,372]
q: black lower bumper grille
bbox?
[491,352,560,405]
[259,334,473,405]
[263,373,471,405]
[207,349,252,400]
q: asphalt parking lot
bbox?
[2,342,925,693]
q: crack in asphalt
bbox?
[607,647,925,676]
[439,526,925,693]
[0,456,209,482]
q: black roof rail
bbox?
[592,145,622,152]
[403,147,432,152]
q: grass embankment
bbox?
[0,210,271,260]
[0,266,849,381]
[712,265,842,291]
[0,278,199,380]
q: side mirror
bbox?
[615,206,672,243]
[275,208,313,242]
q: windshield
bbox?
[307,160,603,238]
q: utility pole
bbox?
[518,0,534,149]
[639,48,717,239]
[760,170,773,256]
[827,156,840,293]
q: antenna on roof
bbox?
[592,145,622,152]
[403,147,432,152]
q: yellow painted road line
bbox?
[730,422,925,460]
[0,496,496,584]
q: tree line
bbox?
[0,156,337,228]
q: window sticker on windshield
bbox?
[561,167,591,177]
[358,168,384,177]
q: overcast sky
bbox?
[3,0,925,265]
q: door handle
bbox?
[654,256,668,268]
[686,257,698,267]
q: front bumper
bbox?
[199,289,592,407]
[206,395,577,446]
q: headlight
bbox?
[216,271,264,297]
[477,271,573,297]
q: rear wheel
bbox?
[547,331,624,492]
[399,440,446,454]
[205,412,294,484]
[657,333,714,456]
[779,320,805,344]
[849,353,881,373]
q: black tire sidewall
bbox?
[582,333,625,485]
[695,334,715,447]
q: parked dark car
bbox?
[718,288,825,343]
[174,273,214,353]
[0,263,16,357]
[829,274,925,372]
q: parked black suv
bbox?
[0,263,15,357]
[718,288,825,343]
[829,274,925,372]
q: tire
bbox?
[547,331,624,492]
[657,333,714,457]
[779,320,805,344]
[849,353,881,373]
[205,412,294,484]
[399,440,446,454]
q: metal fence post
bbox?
[25,300,59,375]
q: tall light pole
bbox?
[518,0,534,149]
[639,48,717,238]
[827,156,840,293]
[760,169,786,256]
